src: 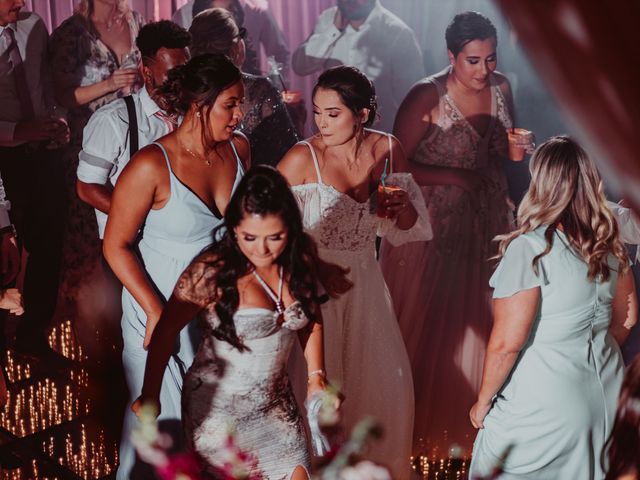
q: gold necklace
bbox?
[180,138,211,166]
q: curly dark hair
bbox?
[445,11,497,57]
[136,20,191,64]
[313,65,377,128]
[603,355,640,479]
[156,53,241,152]
[206,166,322,350]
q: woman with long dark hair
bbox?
[278,65,432,479]
[135,166,328,479]
[469,136,637,479]
[103,53,250,479]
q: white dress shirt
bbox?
[77,86,174,238]
[0,11,52,146]
[0,171,11,228]
[292,1,424,132]
[173,0,290,74]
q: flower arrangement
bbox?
[131,403,261,480]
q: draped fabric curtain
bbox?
[497,0,640,216]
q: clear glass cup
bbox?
[506,128,535,161]
[376,183,404,218]
[45,105,68,149]
[119,50,142,96]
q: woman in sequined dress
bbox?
[49,0,143,307]
[135,166,329,479]
[379,11,516,455]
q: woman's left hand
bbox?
[382,188,411,219]
[307,373,328,399]
[469,399,492,429]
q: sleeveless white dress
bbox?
[290,137,432,479]
[117,141,244,479]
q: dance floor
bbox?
[0,319,470,479]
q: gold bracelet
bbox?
[307,369,325,383]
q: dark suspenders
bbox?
[123,95,139,158]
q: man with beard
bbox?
[293,0,424,132]
[76,21,190,234]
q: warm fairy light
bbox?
[1,321,117,479]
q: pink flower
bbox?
[157,451,203,480]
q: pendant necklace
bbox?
[180,138,211,166]
[252,265,285,317]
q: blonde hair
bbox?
[496,135,628,281]
[75,0,130,19]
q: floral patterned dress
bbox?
[379,68,514,456]
[49,12,144,308]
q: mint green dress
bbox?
[470,227,625,479]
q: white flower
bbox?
[338,461,391,480]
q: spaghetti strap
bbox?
[229,137,245,175]
[387,134,394,173]
[299,141,323,185]
[152,142,176,179]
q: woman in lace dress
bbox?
[49,0,143,314]
[379,11,515,455]
[278,66,432,479]
[135,166,329,479]
[189,8,298,166]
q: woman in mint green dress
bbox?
[469,136,638,479]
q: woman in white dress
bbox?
[469,136,637,479]
[135,166,330,479]
[278,65,432,479]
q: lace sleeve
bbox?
[377,172,433,246]
[174,252,218,309]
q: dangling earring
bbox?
[196,111,201,118]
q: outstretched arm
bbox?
[103,147,165,349]
[136,294,202,414]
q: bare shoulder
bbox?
[277,142,315,186]
[119,143,167,183]
[231,131,251,169]
[493,71,512,95]
[399,78,440,114]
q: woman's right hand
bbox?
[131,396,161,417]
[107,68,138,94]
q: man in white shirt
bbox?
[292,0,424,132]
[173,0,290,78]
[0,0,70,358]
[77,20,190,239]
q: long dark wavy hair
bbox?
[603,355,640,479]
[206,166,322,350]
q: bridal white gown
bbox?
[290,140,432,479]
